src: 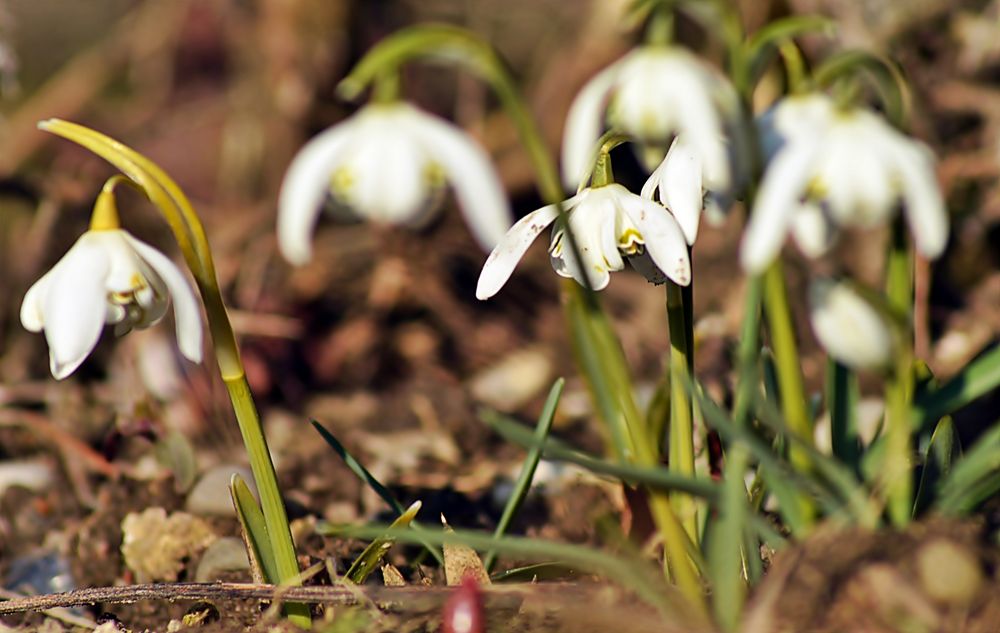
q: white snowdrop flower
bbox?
[476,183,690,300]
[21,229,203,379]
[641,135,735,245]
[561,46,737,191]
[808,279,894,371]
[278,102,512,265]
[742,94,948,272]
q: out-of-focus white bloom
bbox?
[742,93,948,272]
[641,135,735,245]
[808,279,894,371]
[278,102,512,264]
[561,46,737,191]
[21,230,203,379]
[476,184,690,299]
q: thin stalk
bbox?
[666,281,697,543]
[761,259,816,526]
[38,120,309,627]
[884,219,913,526]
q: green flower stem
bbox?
[762,259,816,526]
[337,25,705,610]
[666,281,697,543]
[884,220,914,526]
[38,120,309,627]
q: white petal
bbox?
[649,137,704,245]
[561,60,622,190]
[277,120,354,265]
[896,143,948,258]
[346,111,429,224]
[42,241,111,379]
[790,202,837,258]
[741,140,820,273]
[809,279,893,370]
[618,190,691,285]
[125,234,204,364]
[21,271,54,332]
[475,201,566,300]
[408,107,512,251]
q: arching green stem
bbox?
[39,119,310,627]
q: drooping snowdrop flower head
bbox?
[278,102,512,265]
[808,279,895,371]
[741,93,948,272]
[641,135,737,245]
[561,46,737,191]
[476,183,690,300]
[20,187,202,379]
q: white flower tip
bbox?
[809,280,893,371]
[50,352,85,381]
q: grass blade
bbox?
[827,360,861,471]
[312,420,404,515]
[708,445,750,632]
[483,412,719,500]
[913,344,1000,431]
[912,416,960,517]
[936,421,1000,515]
[230,474,279,584]
[344,501,421,584]
[483,379,563,571]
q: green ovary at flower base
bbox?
[30,119,310,626]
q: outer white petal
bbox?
[277,120,354,265]
[347,121,428,224]
[646,137,703,245]
[790,202,837,258]
[561,61,623,189]
[42,240,111,379]
[475,201,567,300]
[124,234,204,364]
[21,271,54,332]
[408,107,512,251]
[741,140,820,273]
[809,279,893,370]
[618,190,691,285]
[896,143,948,258]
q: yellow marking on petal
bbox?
[805,176,828,200]
[618,228,644,254]
[424,162,446,188]
[330,167,355,196]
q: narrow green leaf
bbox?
[489,562,576,583]
[483,412,719,500]
[827,360,861,471]
[913,344,1000,431]
[746,15,836,82]
[708,445,750,632]
[345,501,422,584]
[936,421,1000,515]
[484,379,563,571]
[230,474,279,584]
[311,420,444,565]
[912,416,960,516]
[312,420,404,515]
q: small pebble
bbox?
[469,348,552,412]
[917,539,983,607]
[195,537,251,582]
[186,465,257,517]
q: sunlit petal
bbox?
[896,143,948,258]
[277,121,354,265]
[410,106,512,251]
[741,140,820,272]
[619,191,690,285]
[561,61,622,189]
[20,271,54,332]
[791,202,837,258]
[809,279,893,370]
[125,234,204,364]
[42,241,110,379]
[476,202,564,300]
[644,137,703,245]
